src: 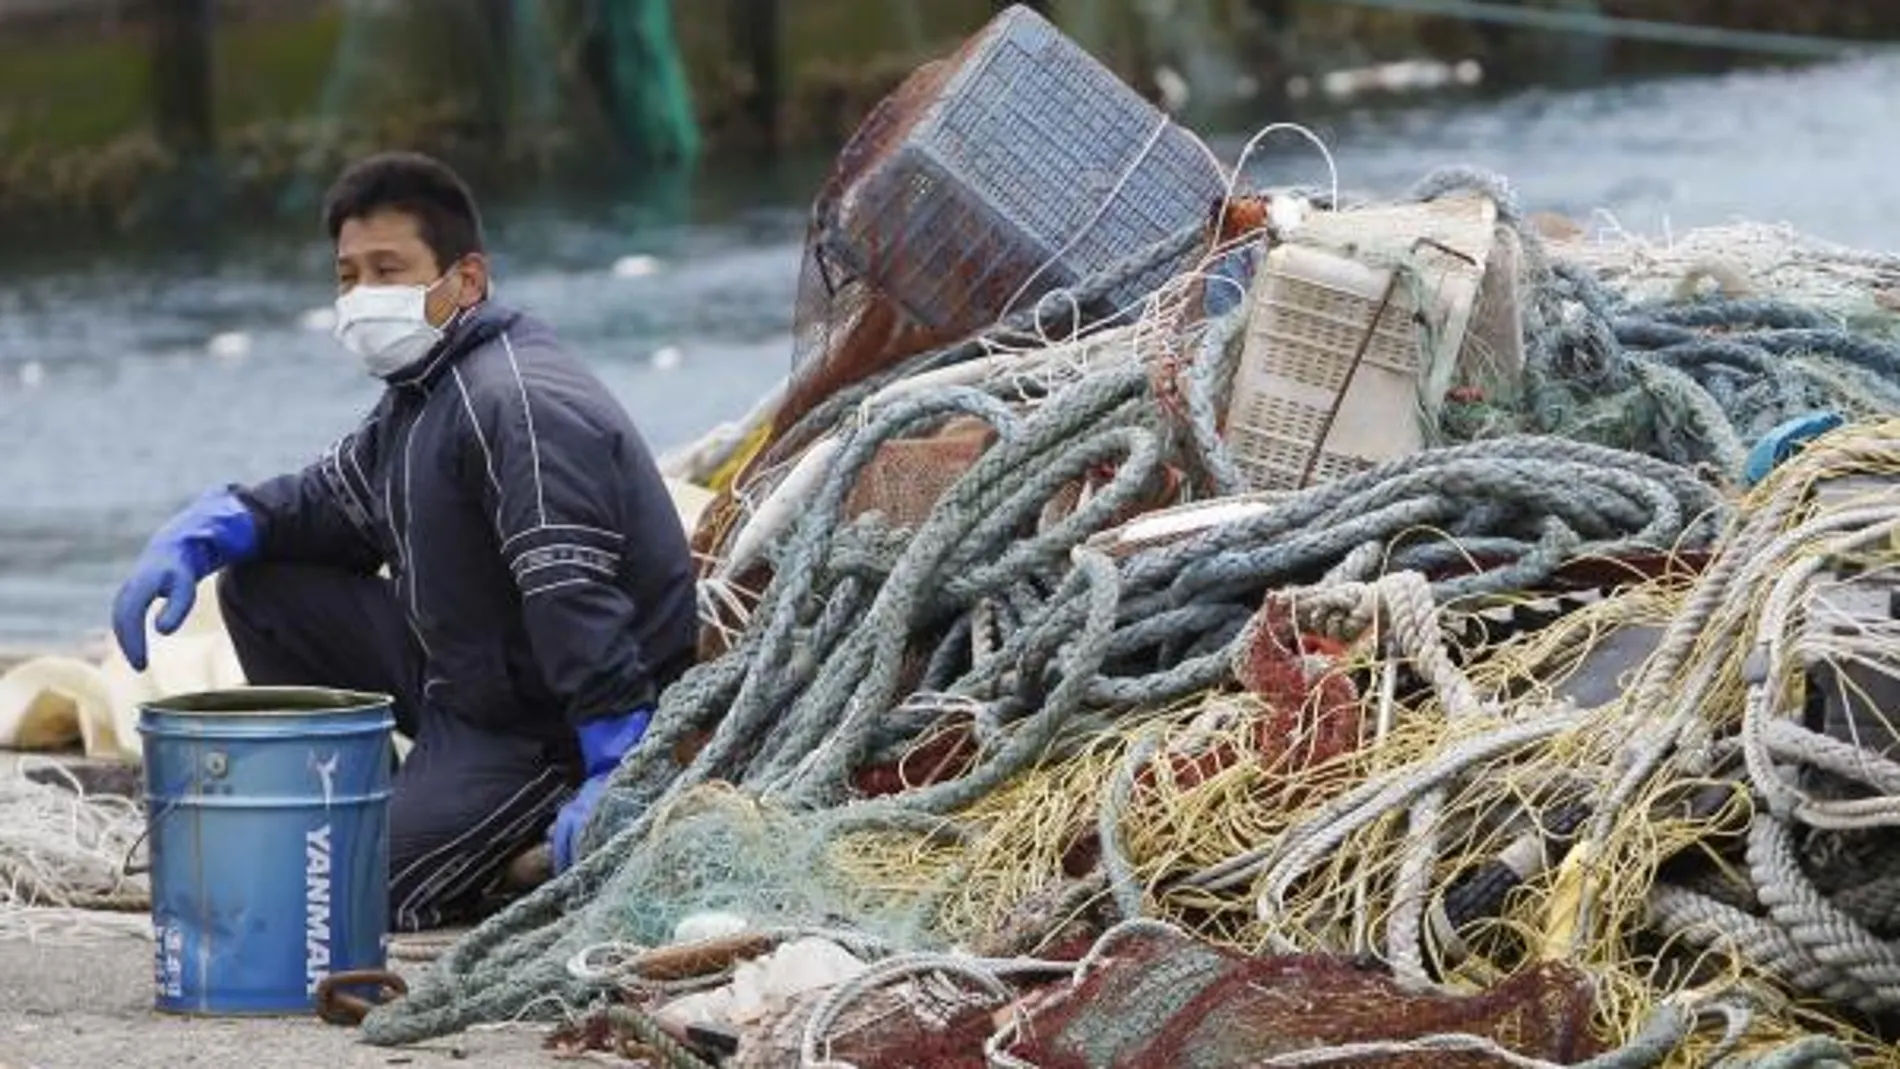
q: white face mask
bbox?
[333,273,455,379]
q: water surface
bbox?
[2,53,1897,646]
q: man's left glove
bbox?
[549,708,653,873]
[111,487,260,672]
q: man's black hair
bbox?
[321,151,485,269]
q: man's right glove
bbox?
[549,708,653,874]
[111,487,259,672]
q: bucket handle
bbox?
[121,797,181,878]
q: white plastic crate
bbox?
[1223,194,1505,492]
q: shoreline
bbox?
[6,2,1899,235]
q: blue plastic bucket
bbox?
[137,686,394,1015]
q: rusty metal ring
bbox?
[315,969,409,1026]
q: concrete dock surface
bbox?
[0,751,591,1068]
[0,934,590,1068]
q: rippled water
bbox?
[2,52,1898,647]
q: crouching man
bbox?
[110,152,697,929]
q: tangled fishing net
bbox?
[999,924,1604,1068]
[1382,168,1900,484]
[351,15,1900,1060]
[0,759,150,944]
[1552,218,1900,335]
[369,161,1900,1061]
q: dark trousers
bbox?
[218,562,574,932]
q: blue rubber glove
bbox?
[1743,411,1844,488]
[549,708,653,873]
[111,488,260,672]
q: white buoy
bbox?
[673,911,749,944]
[651,346,684,372]
[19,361,44,389]
[207,332,252,360]
[298,307,337,333]
[613,254,662,279]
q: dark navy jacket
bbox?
[237,301,697,744]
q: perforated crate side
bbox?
[1225,244,1430,492]
[1252,277,1420,385]
[1283,193,1499,416]
[915,7,1223,310]
[829,5,1222,330]
[864,167,1024,329]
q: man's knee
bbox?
[215,560,271,623]
[217,559,333,634]
[215,562,314,669]
[386,764,570,931]
[387,821,547,933]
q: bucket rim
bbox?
[139,685,395,718]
